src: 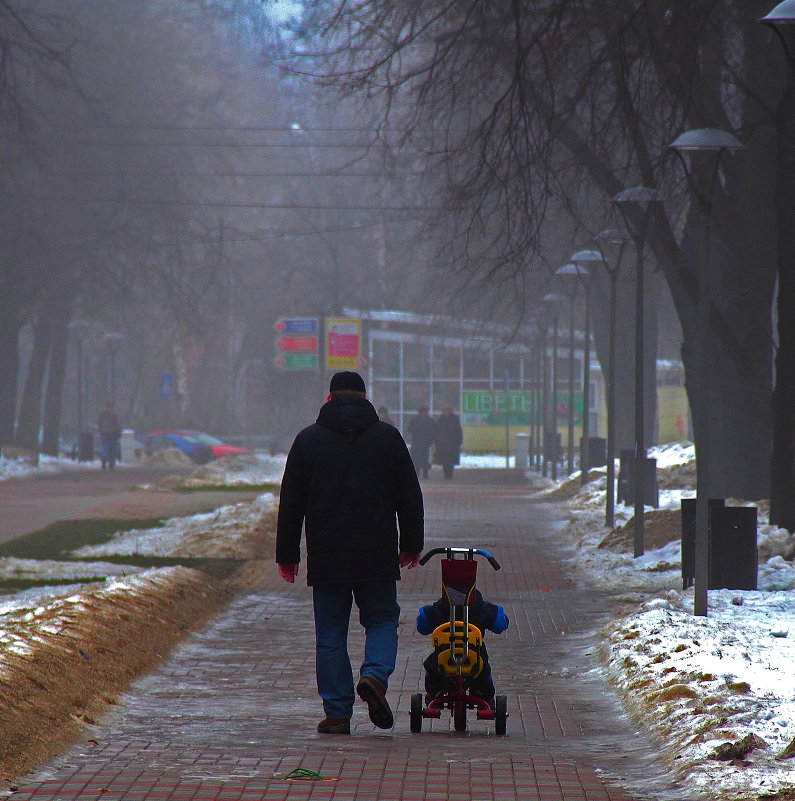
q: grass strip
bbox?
[0,518,166,560]
[174,482,279,493]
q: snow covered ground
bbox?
[0,453,98,481]
[554,441,795,799]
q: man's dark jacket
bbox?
[276,396,424,585]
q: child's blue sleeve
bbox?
[489,606,509,634]
[416,607,433,635]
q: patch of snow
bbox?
[73,493,276,558]
[460,454,515,468]
[561,441,795,797]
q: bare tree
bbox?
[290,1,784,502]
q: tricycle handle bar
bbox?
[418,547,501,571]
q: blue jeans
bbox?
[312,581,399,719]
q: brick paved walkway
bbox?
[7,471,679,801]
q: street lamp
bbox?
[669,128,745,617]
[542,292,567,481]
[761,1,795,70]
[531,325,546,471]
[593,230,631,527]
[612,186,662,558]
[103,332,124,403]
[554,264,579,477]
[555,261,592,480]
[568,250,603,485]
[68,320,90,460]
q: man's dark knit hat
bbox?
[329,371,366,394]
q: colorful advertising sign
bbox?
[274,316,320,370]
[275,336,319,352]
[462,390,535,425]
[461,390,583,425]
[325,318,363,370]
[275,353,319,370]
[274,317,319,335]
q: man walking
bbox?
[97,400,121,471]
[276,371,424,734]
[408,405,435,479]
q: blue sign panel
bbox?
[275,317,319,335]
[160,372,173,399]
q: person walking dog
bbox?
[276,371,424,734]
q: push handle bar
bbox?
[418,547,501,571]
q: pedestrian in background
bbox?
[434,405,463,480]
[276,371,424,734]
[408,405,436,479]
[376,405,396,426]
[97,400,121,471]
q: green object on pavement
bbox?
[283,767,330,781]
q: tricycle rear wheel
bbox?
[495,695,508,735]
[410,693,423,733]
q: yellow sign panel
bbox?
[325,318,363,370]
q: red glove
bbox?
[278,563,299,583]
[399,551,421,569]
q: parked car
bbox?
[140,430,247,464]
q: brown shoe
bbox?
[356,675,393,729]
[317,717,350,734]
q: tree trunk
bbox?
[770,76,795,528]
[663,149,775,502]
[15,320,55,451]
[0,314,23,444]
[41,319,70,457]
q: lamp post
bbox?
[761,1,795,69]
[538,323,550,475]
[569,250,603,485]
[555,264,579,477]
[593,230,631,527]
[532,326,546,470]
[612,186,662,558]
[103,332,124,404]
[556,260,594,481]
[543,292,567,481]
[669,128,744,617]
[68,320,89,459]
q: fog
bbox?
[2,2,789,518]
[0,1,451,446]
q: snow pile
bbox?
[560,443,795,797]
[73,493,277,559]
[175,453,286,488]
[648,441,696,468]
[0,452,96,481]
[143,448,194,467]
[603,590,795,797]
[0,565,229,781]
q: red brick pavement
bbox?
[6,471,675,801]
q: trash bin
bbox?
[120,429,138,463]
[78,432,94,462]
[580,436,606,472]
[680,499,757,590]
[681,497,724,589]
[618,453,658,507]
[514,433,530,469]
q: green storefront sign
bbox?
[462,390,583,425]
